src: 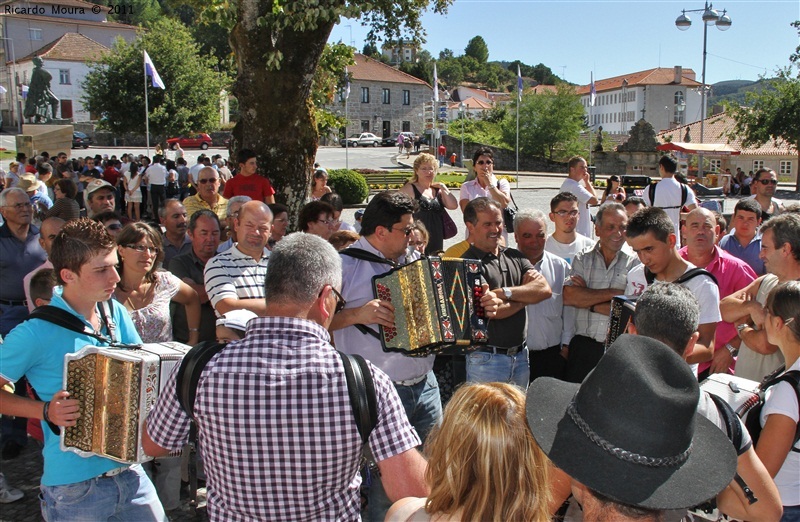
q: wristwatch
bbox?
[736,323,749,339]
[725,343,739,357]
[502,287,512,301]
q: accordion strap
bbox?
[340,247,397,268]
[28,303,128,347]
[338,352,378,445]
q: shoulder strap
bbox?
[674,267,719,287]
[707,392,750,455]
[28,304,118,345]
[176,341,227,420]
[340,248,396,268]
[760,369,800,452]
[648,183,656,205]
[648,181,686,209]
[680,183,688,208]
[338,352,378,444]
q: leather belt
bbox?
[0,298,27,307]
[477,343,526,357]
[393,374,427,387]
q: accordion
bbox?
[372,256,489,357]
[700,374,761,418]
[604,295,637,349]
[61,342,191,463]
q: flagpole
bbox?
[344,67,349,171]
[516,65,521,188]
[588,72,594,166]
[143,49,150,157]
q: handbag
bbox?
[442,210,457,239]
[499,181,519,233]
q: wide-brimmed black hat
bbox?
[526,334,736,510]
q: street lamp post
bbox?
[675,1,731,178]
[0,37,20,133]
[459,102,465,168]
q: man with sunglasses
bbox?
[748,167,784,222]
[145,233,428,520]
[183,166,228,225]
[330,191,490,521]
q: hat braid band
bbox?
[567,401,691,468]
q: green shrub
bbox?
[328,169,369,204]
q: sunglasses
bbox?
[554,210,579,218]
[757,179,778,186]
[319,285,347,313]
[391,225,414,236]
[476,160,493,165]
[198,178,218,184]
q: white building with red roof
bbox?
[577,66,703,136]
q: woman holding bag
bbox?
[399,153,458,254]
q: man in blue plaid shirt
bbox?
[144,233,427,521]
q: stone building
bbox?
[332,53,433,140]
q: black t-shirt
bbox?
[461,245,534,348]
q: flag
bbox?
[144,50,165,89]
[433,63,439,103]
[589,72,596,107]
[344,67,350,99]
[0,85,6,94]
[517,65,523,102]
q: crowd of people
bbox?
[0,144,797,522]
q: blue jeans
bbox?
[40,464,166,522]
[364,370,442,522]
[783,505,800,522]
[467,346,530,389]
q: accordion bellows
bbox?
[61,342,190,463]
[372,257,488,356]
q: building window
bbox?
[629,91,636,102]
[29,28,43,40]
[673,91,685,125]
[779,160,792,176]
[361,87,369,103]
[59,69,71,85]
[361,120,370,132]
[753,160,764,171]
[708,159,721,173]
[382,88,390,104]
[402,121,411,132]
[403,90,410,105]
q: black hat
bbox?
[526,335,736,510]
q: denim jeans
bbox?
[364,370,442,522]
[40,464,166,521]
[467,346,530,389]
[783,505,800,522]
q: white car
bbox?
[341,132,381,147]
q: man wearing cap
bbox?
[169,210,221,343]
[84,178,116,219]
[183,166,228,224]
[526,334,737,521]
[18,174,53,211]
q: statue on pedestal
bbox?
[23,56,59,123]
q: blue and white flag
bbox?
[517,65,523,102]
[344,67,350,99]
[144,51,165,90]
[433,63,439,103]
[589,72,596,107]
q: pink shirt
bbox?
[678,245,757,373]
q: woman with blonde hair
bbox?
[386,383,551,522]
[759,280,800,521]
[399,152,458,254]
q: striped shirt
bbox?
[204,245,269,316]
[146,316,420,521]
[569,241,640,343]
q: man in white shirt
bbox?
[559,156,598,238]
[625,207,719,369]
[545,192,595,266]
[515,210,572,381]
[643,155,697,242]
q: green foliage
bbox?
[447,117,504,147]
[362,43,379,57]
[464,36,489,63]
[328,169,370,204]
[311,43,354,136]
[399,50,434,84]
[501,83,586,159]
[103,0,161,26]
[437,59,464,86]
[82,18,228,136]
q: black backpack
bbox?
[743,368,800,452]
[648,181,689,210]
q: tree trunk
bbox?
[230,0,336,227]
[795,146,800,193]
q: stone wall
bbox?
[592,151,661,177]
[441,135,566,173]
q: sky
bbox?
[328,0,799,86]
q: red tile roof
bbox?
[657,112,797,156]
[447,97,493,110]
[17,32,109,63]
[576,67,701,95]
[350,53,431,87]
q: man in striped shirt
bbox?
[204,200,272,317]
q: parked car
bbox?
[381,131,415,147]
[167,133,213,150]
[341,132,381,147]
[72,131,93,149]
